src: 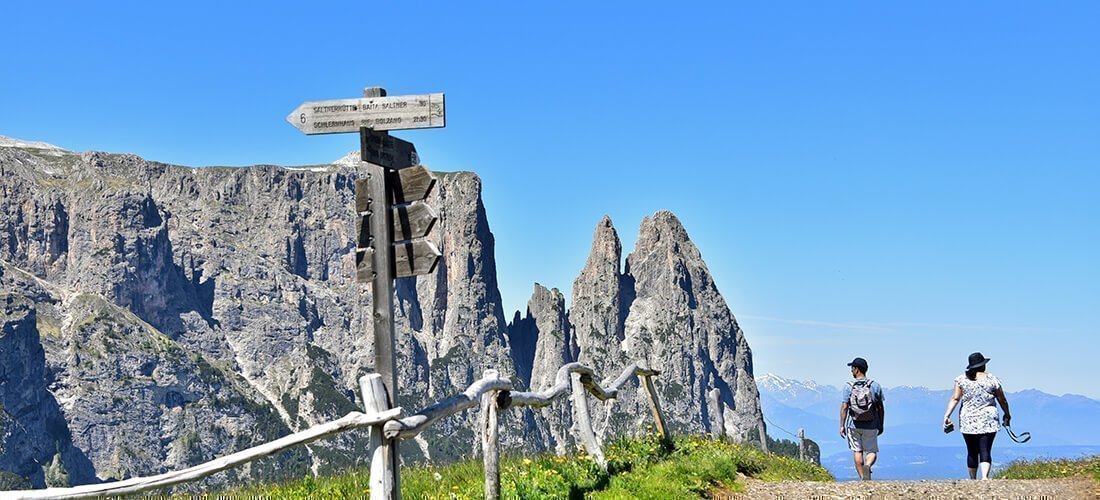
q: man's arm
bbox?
[877,401,885,435]
[877,384,885,435]
[839,402,849,438]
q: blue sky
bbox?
[3,2,1098,397]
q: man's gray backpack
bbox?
[849,379,878,422]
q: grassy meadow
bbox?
[997,455,1100,482]
[218,433,832,499]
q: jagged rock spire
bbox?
[567,211,766,444]
[513,283,575,453]
[571,216,626,366]
[621,210,764,442]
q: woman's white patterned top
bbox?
[954,373,1002,435]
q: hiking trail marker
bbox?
[359,127,420,170]
[288,86,445,500]
[287,92,445,135]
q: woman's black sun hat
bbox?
[966,352,991,370]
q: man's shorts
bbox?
[847,427,879,453]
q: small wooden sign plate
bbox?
[288,93,445,135]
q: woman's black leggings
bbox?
[963,432,996,468]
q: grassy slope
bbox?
[220,434,831,498]
[997,455,1100,482]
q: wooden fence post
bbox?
[480,369,502,500]
[798,428,806,462]
[571,373,607,469]
[758,420,769,453]
[361,374,397,500]
[640,374,670,444]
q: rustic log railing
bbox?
[0,407,401,500]
[382,372,515,440]
[1,362,667,500]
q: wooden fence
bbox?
[0,361,668,500]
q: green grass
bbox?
[996,455,1100,481]
[219,433,832,499]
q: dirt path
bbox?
[726,477,1098,499]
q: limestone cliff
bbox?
[513,213,767,445]
[506,284,575,453]
[0,292,95,488]
[0,138,513,485]
[0,136,765,488]
[619,211,765,441]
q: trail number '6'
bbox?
[300,113,306,124]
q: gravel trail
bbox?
[726,477,1098,499]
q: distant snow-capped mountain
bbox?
[757,373,825,393]
[757,373,842,410]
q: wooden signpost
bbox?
[287,92,445,135]
[289,86,444,500]
[360,127,420,170]
[354,166,436,216]
[391,203,438,242]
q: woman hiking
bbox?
[943,352,1012,480]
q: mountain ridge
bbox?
[759,373,1100,400]
[0,136,766,488]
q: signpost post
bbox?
[289,86,444,499]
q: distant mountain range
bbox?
[757,374,1100,480]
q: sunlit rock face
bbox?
[0,137,764,488]
[512,213,766,446]
[0,140,512,485]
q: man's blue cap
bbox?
[847,357,868,371]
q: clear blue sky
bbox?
[3,2,1097,397]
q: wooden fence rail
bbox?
[383,373,514,440]
[1,361,666,500]
[0,408,401,500]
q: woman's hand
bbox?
[943,416,952,427]
[1003,413,1011,427]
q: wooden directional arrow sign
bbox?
[360,127,419,170]
[355,248,375,282]
[393,240,441,278]
[354,164,440,282]
[354,202,437,247]
[354,166,437,212]
[355,241,441,281]
[389,166,436,205]
[392,203,437,241]
[288,93,445,135]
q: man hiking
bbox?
[839,357,885,481]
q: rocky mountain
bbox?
[608,212,764,441]
[507,283,575,453]
[509,213,767,445]
[0,136,765,489]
